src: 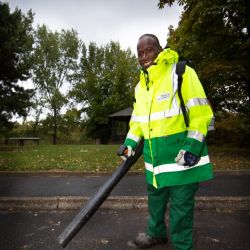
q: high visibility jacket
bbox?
[124,49,213,187]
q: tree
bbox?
[58,108,81,143]
[0,2,34,134]
[32,25,81,144]
[159,0,250,114]
[28,89,46,136]
[71,41,138,143]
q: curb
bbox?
[0,170,250,176]
[0,196,249,211]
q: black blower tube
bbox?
[57,140,144,248]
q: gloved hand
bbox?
[117,145,135,160]
[175,150,200,167]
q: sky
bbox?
[6,0,183,121]
[7,0,183,54]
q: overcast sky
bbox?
[7,0,183,54]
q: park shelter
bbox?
[109,107,132,143]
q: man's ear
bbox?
[158,46,163,53]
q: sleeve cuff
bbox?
[182,137,204,156]
[124,138,138,150]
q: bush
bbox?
[208,112,250,147]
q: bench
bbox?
[7,137,40,146]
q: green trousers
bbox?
[147,183,199,250]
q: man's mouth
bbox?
[143,61,153,68]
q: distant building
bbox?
[109,107,132,144]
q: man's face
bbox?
[137,36,162,69]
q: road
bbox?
[0,209,249,250]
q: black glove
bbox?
[175,150,200,167]
[184,151,200,166]
[117,145,134,160]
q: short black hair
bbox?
[138,34,161,47]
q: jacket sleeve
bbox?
[181,66,214,156]
[124,85,143,150]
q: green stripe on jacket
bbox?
[143,131,213,187]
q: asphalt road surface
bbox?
[0,209,249,250]
[0,173,249,197]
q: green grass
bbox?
[0,144,144,172]
[208,146,250,170]
[0,144,249,172]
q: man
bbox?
[118,34,213,250]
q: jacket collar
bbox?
[139,48,179,88]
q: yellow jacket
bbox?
[125,49,214,187]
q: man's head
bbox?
[137,34,162,69]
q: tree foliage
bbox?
[32,25,81,144]
[158,0,185,8]
[0,2,34,133]
[71,41,138,143]
[160,0,250,113]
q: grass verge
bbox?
[0,144,249,172]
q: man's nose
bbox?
[141,51,148,59]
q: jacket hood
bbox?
[139,48,179,73]
[139,48,179,88]
[154,48,179,65]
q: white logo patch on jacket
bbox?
[157,93,170,102]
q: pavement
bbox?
[0,170,250,210]
[0,209,250,250]
[0,170,250,249]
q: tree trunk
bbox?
[52,107,57,145]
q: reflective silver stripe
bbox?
[131,106,181,123]
[164,106,181,118]
[126,133,140,143]
[151,111,165,120]
[172,64,178,92]
[131,115,149,123]
[173,67,209,111]
[171,64,181,112]
[145,162,153,172]
[145,155,210,174]
[131,65,182,124]
[187,130,205,142]
[186,98,209,109]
